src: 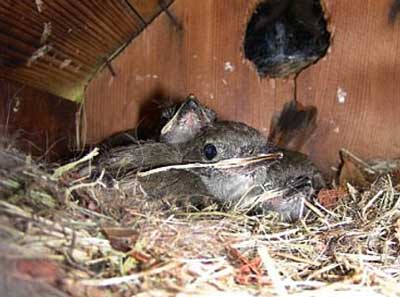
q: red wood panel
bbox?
[85,0,400,176]
[0,79,78,158]
[127,0,173,23]
[298,0,400,173]
[85,0,292,143]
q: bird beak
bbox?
[212,152,283,168]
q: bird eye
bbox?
[203,143,217,160]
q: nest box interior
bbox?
[1,0,400,175]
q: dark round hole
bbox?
[244,0,330,77]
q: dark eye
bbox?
[203,143,217,160]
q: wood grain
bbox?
[0,79,78,159]
[85,0,292,142]
[85,0,400,176]
[127,0,173,23]
[0,0,143,100]
[298,0,400,173]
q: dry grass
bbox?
[1,139,400,297]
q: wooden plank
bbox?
[85,0,400,176]
[127,0,173,23]
[85,0,284,143]
[297,0,400,173]
[0,0,142,101]
[0,79,78,159]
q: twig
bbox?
[52,148,99,179]
[258,244,288,296]
[80,261,180,286]
[137,153,283,177]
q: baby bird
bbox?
[95,95,324,221]
[143,96,323,221]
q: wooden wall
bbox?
[85,0,400,175]
[0,79,78,159]
[297,0,400,172]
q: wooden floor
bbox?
[85,0,400,175]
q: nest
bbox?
[1,137,400,297]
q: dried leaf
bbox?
[227,246,266,285]
[317,188,348,209]
[102,227,139,252]
[339,149,375,188]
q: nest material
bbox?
[1,139,400,297]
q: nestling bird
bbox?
[94,95,324,221]
[140,96,323,221]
